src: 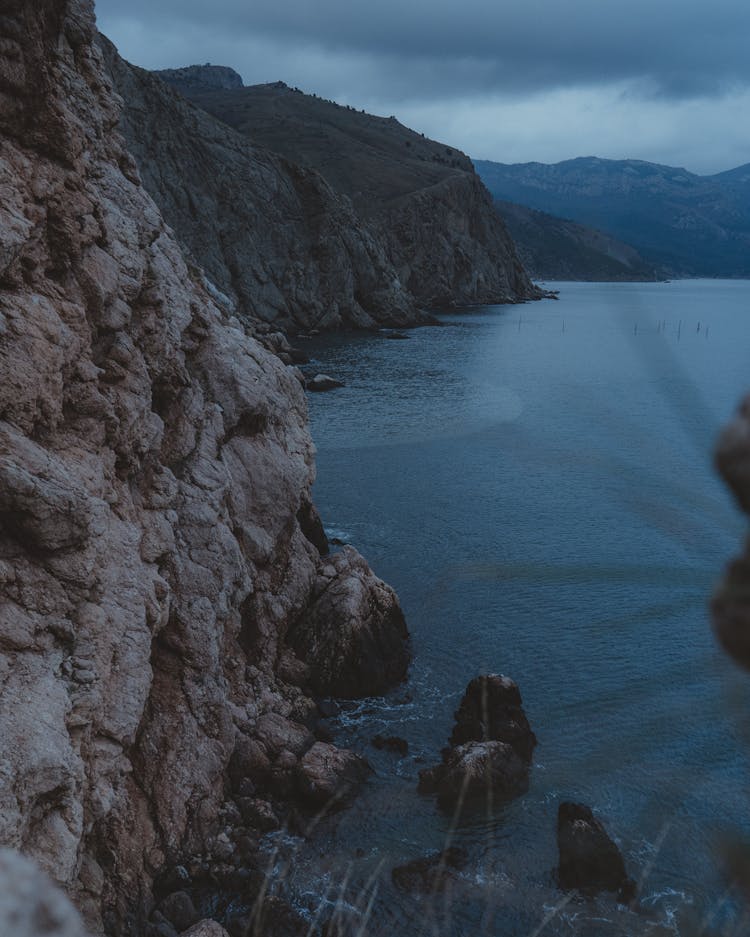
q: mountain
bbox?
[496,200,660,281]
[147,68,538,319]
[476,157,750,277]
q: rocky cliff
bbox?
[0,2,408,933]
[106,63,539,332]
[100,41,417,333]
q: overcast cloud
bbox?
[96,0,750,174]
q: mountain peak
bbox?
[153,63,244,92]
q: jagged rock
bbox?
[391,847,468,892]
[235,798,280,833]
[306,374,345,392]
[0,850,91,937]
[0,3,407,932]
[419,741,529,812]
[419,675,535,811]
[288,546,410,697]
[557,802,636,903]
[295,742,372,810]
[450,674,537,761]
[372,734,409,756]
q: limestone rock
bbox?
[556,802,636,903]
[180,922,230,937]
[306,374,344,392]
[295,742,372,809]
[0,3,407,931]
[288,547,410,697]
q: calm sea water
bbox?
[277,280,750,936]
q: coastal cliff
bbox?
[0,2,407,933]
[104,61,539,333]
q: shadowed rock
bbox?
[419,674,535,812]
[295,742,372,810]
[391,846,468,893]
[450,673,537,761]
[557,802,636,903]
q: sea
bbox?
[271,280,750,936]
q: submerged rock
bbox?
[306,373,345,391]
[391,846,468,892]
[372,734,409,756]
[557,802,636,903]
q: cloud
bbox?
[94,0,750,173]
[96,0,750,100]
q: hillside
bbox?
[151,68,539,312]
[476,157,750,277]
[496,200,660,281]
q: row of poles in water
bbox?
[515,314,710,338]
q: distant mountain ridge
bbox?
[476,156,750,277]
[496,200,660,281]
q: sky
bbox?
[95,0,750,175]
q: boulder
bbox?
[450,674,537,762]
[420,741,529,812]
[419,674,535,811]
[391,846,468,892]
[156,891,200,932]
[372,734,409,756]
[557,802,636,903]
[288,547,410,698]
[295,741,372,809]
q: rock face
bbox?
[100,38,416,334]
[419,675,535,811]
[556,803,636,903]
[103,57,541,333]
[0,2,407,932]
[287,547,410,698]
[154,64,244,92]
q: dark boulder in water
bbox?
[391,846,468,892]
[419,740,529,812]
[419,674,535,812]
[450,673,537,761]
[372,734,409,756]
[557,802,636,904]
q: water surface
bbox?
[285,280,750,935]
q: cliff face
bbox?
[0,2,406,933]
[108,64,539,332]
[100,41,416,333]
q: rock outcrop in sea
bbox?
[0,2,408,932]
[418,674,536,810]
[100,52,541,334]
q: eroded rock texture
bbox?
[102,55,540,334]
[0,1,407,932]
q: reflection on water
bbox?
[284,280,750,934]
